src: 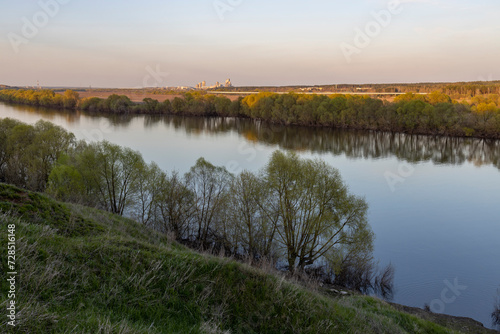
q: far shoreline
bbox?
[1,87,500,141]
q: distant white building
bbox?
[195,79,233,90]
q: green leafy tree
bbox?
[28,121,76,190]
[0,118,22,182]
[159,99,172,114]
[172,97,186,114]
[46,157,85,203]
[108,95,134,113]
[3,123,35,187]
[142,98,160,113]
[214,96,232,116]
[65,141,146,215]
[264,151,372,273]
[80,97,102,112]
[1,119,75,191]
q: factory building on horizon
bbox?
[196,78,232,89]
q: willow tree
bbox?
[185,157,233,246]
[50,141,146,215]
[229,170,278,260]
[264,151,372,273]
[0,118,22,183]
[155,171,196,240]
[132,162,165,227]
[0,119,75,191]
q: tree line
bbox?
[0,89,79,109]
[2,88,500,139]
[0,117,392,295]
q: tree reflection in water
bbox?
[140,115,500,170]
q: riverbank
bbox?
[0,182,496,333]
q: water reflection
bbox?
[139,115,500,170]
[2,103,500,170]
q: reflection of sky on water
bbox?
[1,102,499,329]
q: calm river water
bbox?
[1,102,499,329]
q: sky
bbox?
[0,0,499,88]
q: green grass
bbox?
[0,183,473,333]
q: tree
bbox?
[171,97,186,114]
[185,158,233,246]
[159,99,172,114]
[228,98,242,116]
[142,98,160,113]
[230,170,278,260]
[131,162,165,226]
[108,95,133,113]
[214,96,231,116]
[426,91,451,105]
[62,90,79,109]
[73,141,145,215]
[155,171,195,240]
[28,120,76,191]
[493,287,500,329]
[264,151,372,273]
[1,119,75,191]
[0,118,22,182]
[394,92,426,103]
[80,97,102,112]
[47,141,99,207]
[46,156,86,204]
[4,123,37,188]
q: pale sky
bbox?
[1,0,499,88]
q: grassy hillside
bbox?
[0,183,493,333]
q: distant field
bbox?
[75,90,242,102]
[51,87,485,104]
[71,89,410,103]
[43,83,500,104]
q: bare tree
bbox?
[156,171,195,240]
[230,170,278,260]
[132,162,165,227]
[185,158,233,246]
[493,288,500,329]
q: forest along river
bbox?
[1,102,500,329]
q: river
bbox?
[1,102,499,329]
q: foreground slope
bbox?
[0,183,493,333]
